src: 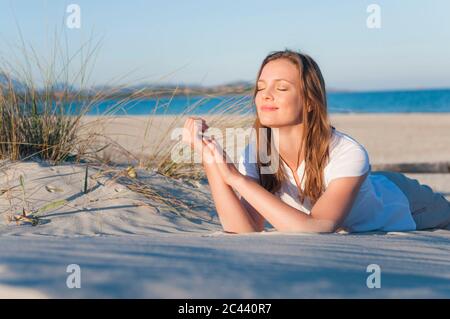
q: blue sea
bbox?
[82,88,450,115]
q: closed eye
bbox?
[256,87,288,92]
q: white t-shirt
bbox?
[237,128,416,232]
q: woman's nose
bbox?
[262,89,274,101]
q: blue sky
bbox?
[0,0,449,91]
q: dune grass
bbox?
[0,29,256,223]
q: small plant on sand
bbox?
[4,174,67,226]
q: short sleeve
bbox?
[326,143,370,184]
[237,142,260,181]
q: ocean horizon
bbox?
[74,88,450,115]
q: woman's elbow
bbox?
[277,219,339,234]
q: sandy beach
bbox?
[1,113,449,298]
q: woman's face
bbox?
[255,58,303,128]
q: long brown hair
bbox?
[253,49,333,205]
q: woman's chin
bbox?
[259,118,284,128]
[259,115,302,128]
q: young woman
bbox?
[182,49,450,234]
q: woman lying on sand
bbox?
[182,49,450,234]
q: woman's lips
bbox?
[260,105,279,111]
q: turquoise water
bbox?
[327,89,450,113]
[81,88,450,115]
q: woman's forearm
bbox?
[200,135,336,233]
[202,154,261,233]
[230,174,337,233]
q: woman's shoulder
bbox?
[329,128,369,160]
[324,128,371,182]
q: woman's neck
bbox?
[272,123,305,170]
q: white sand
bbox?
[1,114,449,298]
[1,230,449,298]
